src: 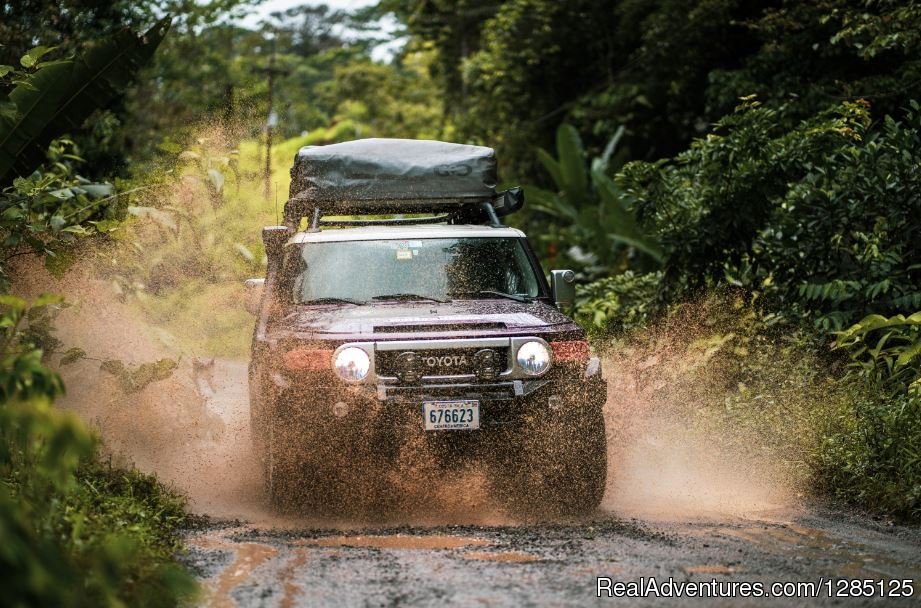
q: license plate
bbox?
[423,400,480,431]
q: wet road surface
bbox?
[184,507,921,607]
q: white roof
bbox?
[287,224,526,244]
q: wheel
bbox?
[490,404,607,517]
[262,416,337,515]
[262,416,296,512]
[261,410,397,517]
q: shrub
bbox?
[605,292,854,489]
[575,271,662,336]
[821,393,921,519]
[621,98,921,332]
[605,98,921,519]
[0,295,197,607]
[821,311,921,518]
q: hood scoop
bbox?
[374,322,507,333]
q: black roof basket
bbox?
[283,138,524,232]
[284,187,524,231]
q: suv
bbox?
[247,139,607,516]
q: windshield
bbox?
[288,237,542,304]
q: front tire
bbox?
[261,408,397,517]
[491,404,607,517]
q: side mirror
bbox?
[244,278,265,315]
[262,225,290,269]
[550,269,576,309]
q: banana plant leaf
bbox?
[593,168,664,262]
[0,18,171,183]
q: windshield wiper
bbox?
[371,293,448,303]
[451,290,534,303]
[301,297,362,305]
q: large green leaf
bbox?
[896,339,921,367]
[593,168,663,263]
[556,124,589,204]
[536,147,563,190]
[0,18,171,183]
[527,186,580,222]
[591,125,626,174]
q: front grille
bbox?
[376,347,509,380]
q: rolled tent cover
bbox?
[288,138,498,213]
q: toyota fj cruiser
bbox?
[247,139,607,516]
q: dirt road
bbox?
[184,507,921,607]
[168,361,920,606]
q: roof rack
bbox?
[311,214,450,228]
[287,188,524,232]
[283,139,524,231]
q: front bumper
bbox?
[257,357,605,430]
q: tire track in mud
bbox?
[189,529,279,608]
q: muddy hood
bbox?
[277,300,574,337]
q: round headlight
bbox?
[334,347,370,381]
[516,341,551,376]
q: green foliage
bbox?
[825,312,921,518]
[121,6,443,172]
[1,399,197,607]
[574,271,662,336]
[621,98,921,332]
[0,294,66,402]
[610,98,921,518]
[835,312,921,398]
[1,294,197,606]
[0,139,128,290]
[461,0,623,175]
[821,392,921,519]
[0,20,170,182]
[0,33,171,289]
[95,135,277,357]
[394,0,921,181]
[526,123,661,278]
[613,293,854,491]
[379,0,499,123]
[0,18,199,602]
[177,146,241,209]
[694,307,856,489]
[0,2,158,66]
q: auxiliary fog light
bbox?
[516,341,551,376]
[332,401,350,418]
[548,395,563,411]
[334,347,370,381]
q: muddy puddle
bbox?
[187,526,547,606]
[462,550,541,563]
[718,522,921,580]
[297,534,491,550]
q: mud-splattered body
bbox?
[248,224,608,516]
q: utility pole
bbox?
[259,30,287,200]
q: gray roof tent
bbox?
[284,138,522,228]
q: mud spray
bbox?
[14,261,798,527]
[10,133,801,526]
[599,301,801,522]
[601,360,792,522]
